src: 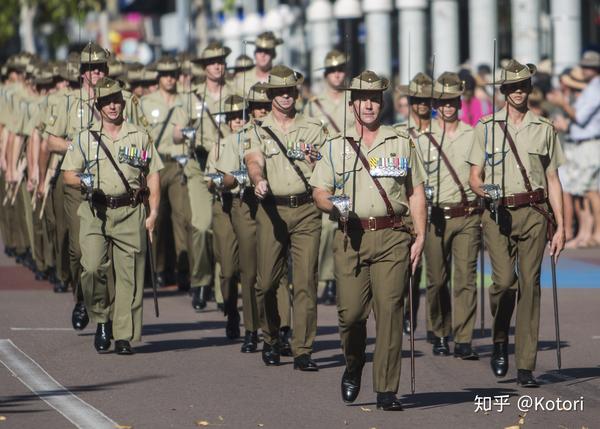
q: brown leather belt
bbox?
[434,200,482,219]
[486,189,546,209]
[340,215,405,231]
[89,189,146,209]
[263,192,313,208]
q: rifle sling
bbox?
[261,126,312,195]
[345,136,395,218]
[424,132,469,205]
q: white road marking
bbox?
[0,339,118,429]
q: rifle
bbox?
[141,173,159,318]
[38,153,60,220]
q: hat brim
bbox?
[264,73,304,90]
[194,47,233,64]
[489,63,537,85]
[433,89,463,100]
[396,84,432,97]
[560,75,587,91]
[580,60,600,69]
[340,77,390,92]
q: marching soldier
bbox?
[139,56,190,291]
[183,42,235,310]
[46,43,111,331]
[420,72,481,359]
[62,77,162,354]
[310,70,426,410]
[396,72,434,338]
[244,65,326,370]
[217,83,292,353]
[205,95,247,339]
[304,49,356,306]
[468,60,565,387]
[234,31,283,93]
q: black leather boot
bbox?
[490,341,509,377]
[94,322,112,353]
[432,336,450,356]
[241,331,258,353]
[71,301,89,331]
[341,368,362,403]
[192,286,208,311]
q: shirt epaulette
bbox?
[392,127,410,139]
[538,116,554,128]
[479,114,494,124]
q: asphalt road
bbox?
[1,245,599,429]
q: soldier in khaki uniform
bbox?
[311,70,426,410]
[181,42,235,310]
[46,43,113,331]
[139,56,190,290]
[304,50,356,306]
[62,77,162,354]
[38,63,78,294]
[205,95,247,339]
[468,60,565,387]
[419,72,481,359]
[245,65,326,370]
[396,72,435,337]
[233,31,282,93]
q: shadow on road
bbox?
[474,340,569,358]
[0,375,165,414]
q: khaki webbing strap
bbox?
[193,93,224,139]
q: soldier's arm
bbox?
[469,165,486,198]
[26,129,41,190]
[468,122,487,198]
[47,134,69,154]
[0,126,6,172]
[145,171,160,235]
[37,137,51,196]
[546,168,565,260]
[245,150,268,199]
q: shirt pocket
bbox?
[263,139,281,158]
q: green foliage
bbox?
[0,0,103,49]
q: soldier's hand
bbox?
[145,212,158,241]
[410,235,425,274]
[254,179,269,200]
[37,181,45,198]
[0,156,6,172]
[549,227,565,262]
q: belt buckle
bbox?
[505,195,515,208]
[368,216,377,231]
[108,197,117,209]
[289,195,298,208]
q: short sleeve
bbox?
[546,129,566,172]
[309,138,335,191]
[408,138,426,188]
[60,134,85,172]
[145,133,164,175]
[467,121,486,166]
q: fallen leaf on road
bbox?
[343,420,348,426]
[196,421,210,427]
[218,416,224,421]
[504,426,519,429]
[0,416,6,421]
[360,406,372,412]
[257,424,264,427]
[115,425,132,429]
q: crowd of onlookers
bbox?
[390,51,600,249]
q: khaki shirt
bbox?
[310,125,426,218]
[139,90,188,158]
[245,112,328,196]
[233,67,267,94]
[123,90,147,129]
[41,87,71,139]
[61,121,163,195]
[304,93,355,133]
[45,89,100,141]
[414,120,476,205]
[3,83,26,134]
[213,128,250,194]
[467,107,565,197]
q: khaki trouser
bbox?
[185,163,213,288]
[231,193,292,333]
[63,178,84,301]
[482,205,547,371]
[50,174,71,284]
[155,161,192,276]
[255,201,321,356]
[424,210,480,343]
[212,196,239,313]
[79,203,146,342]
[318,214,337,282]
[335,226,411,393]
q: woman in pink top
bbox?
[458,70,492,126]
